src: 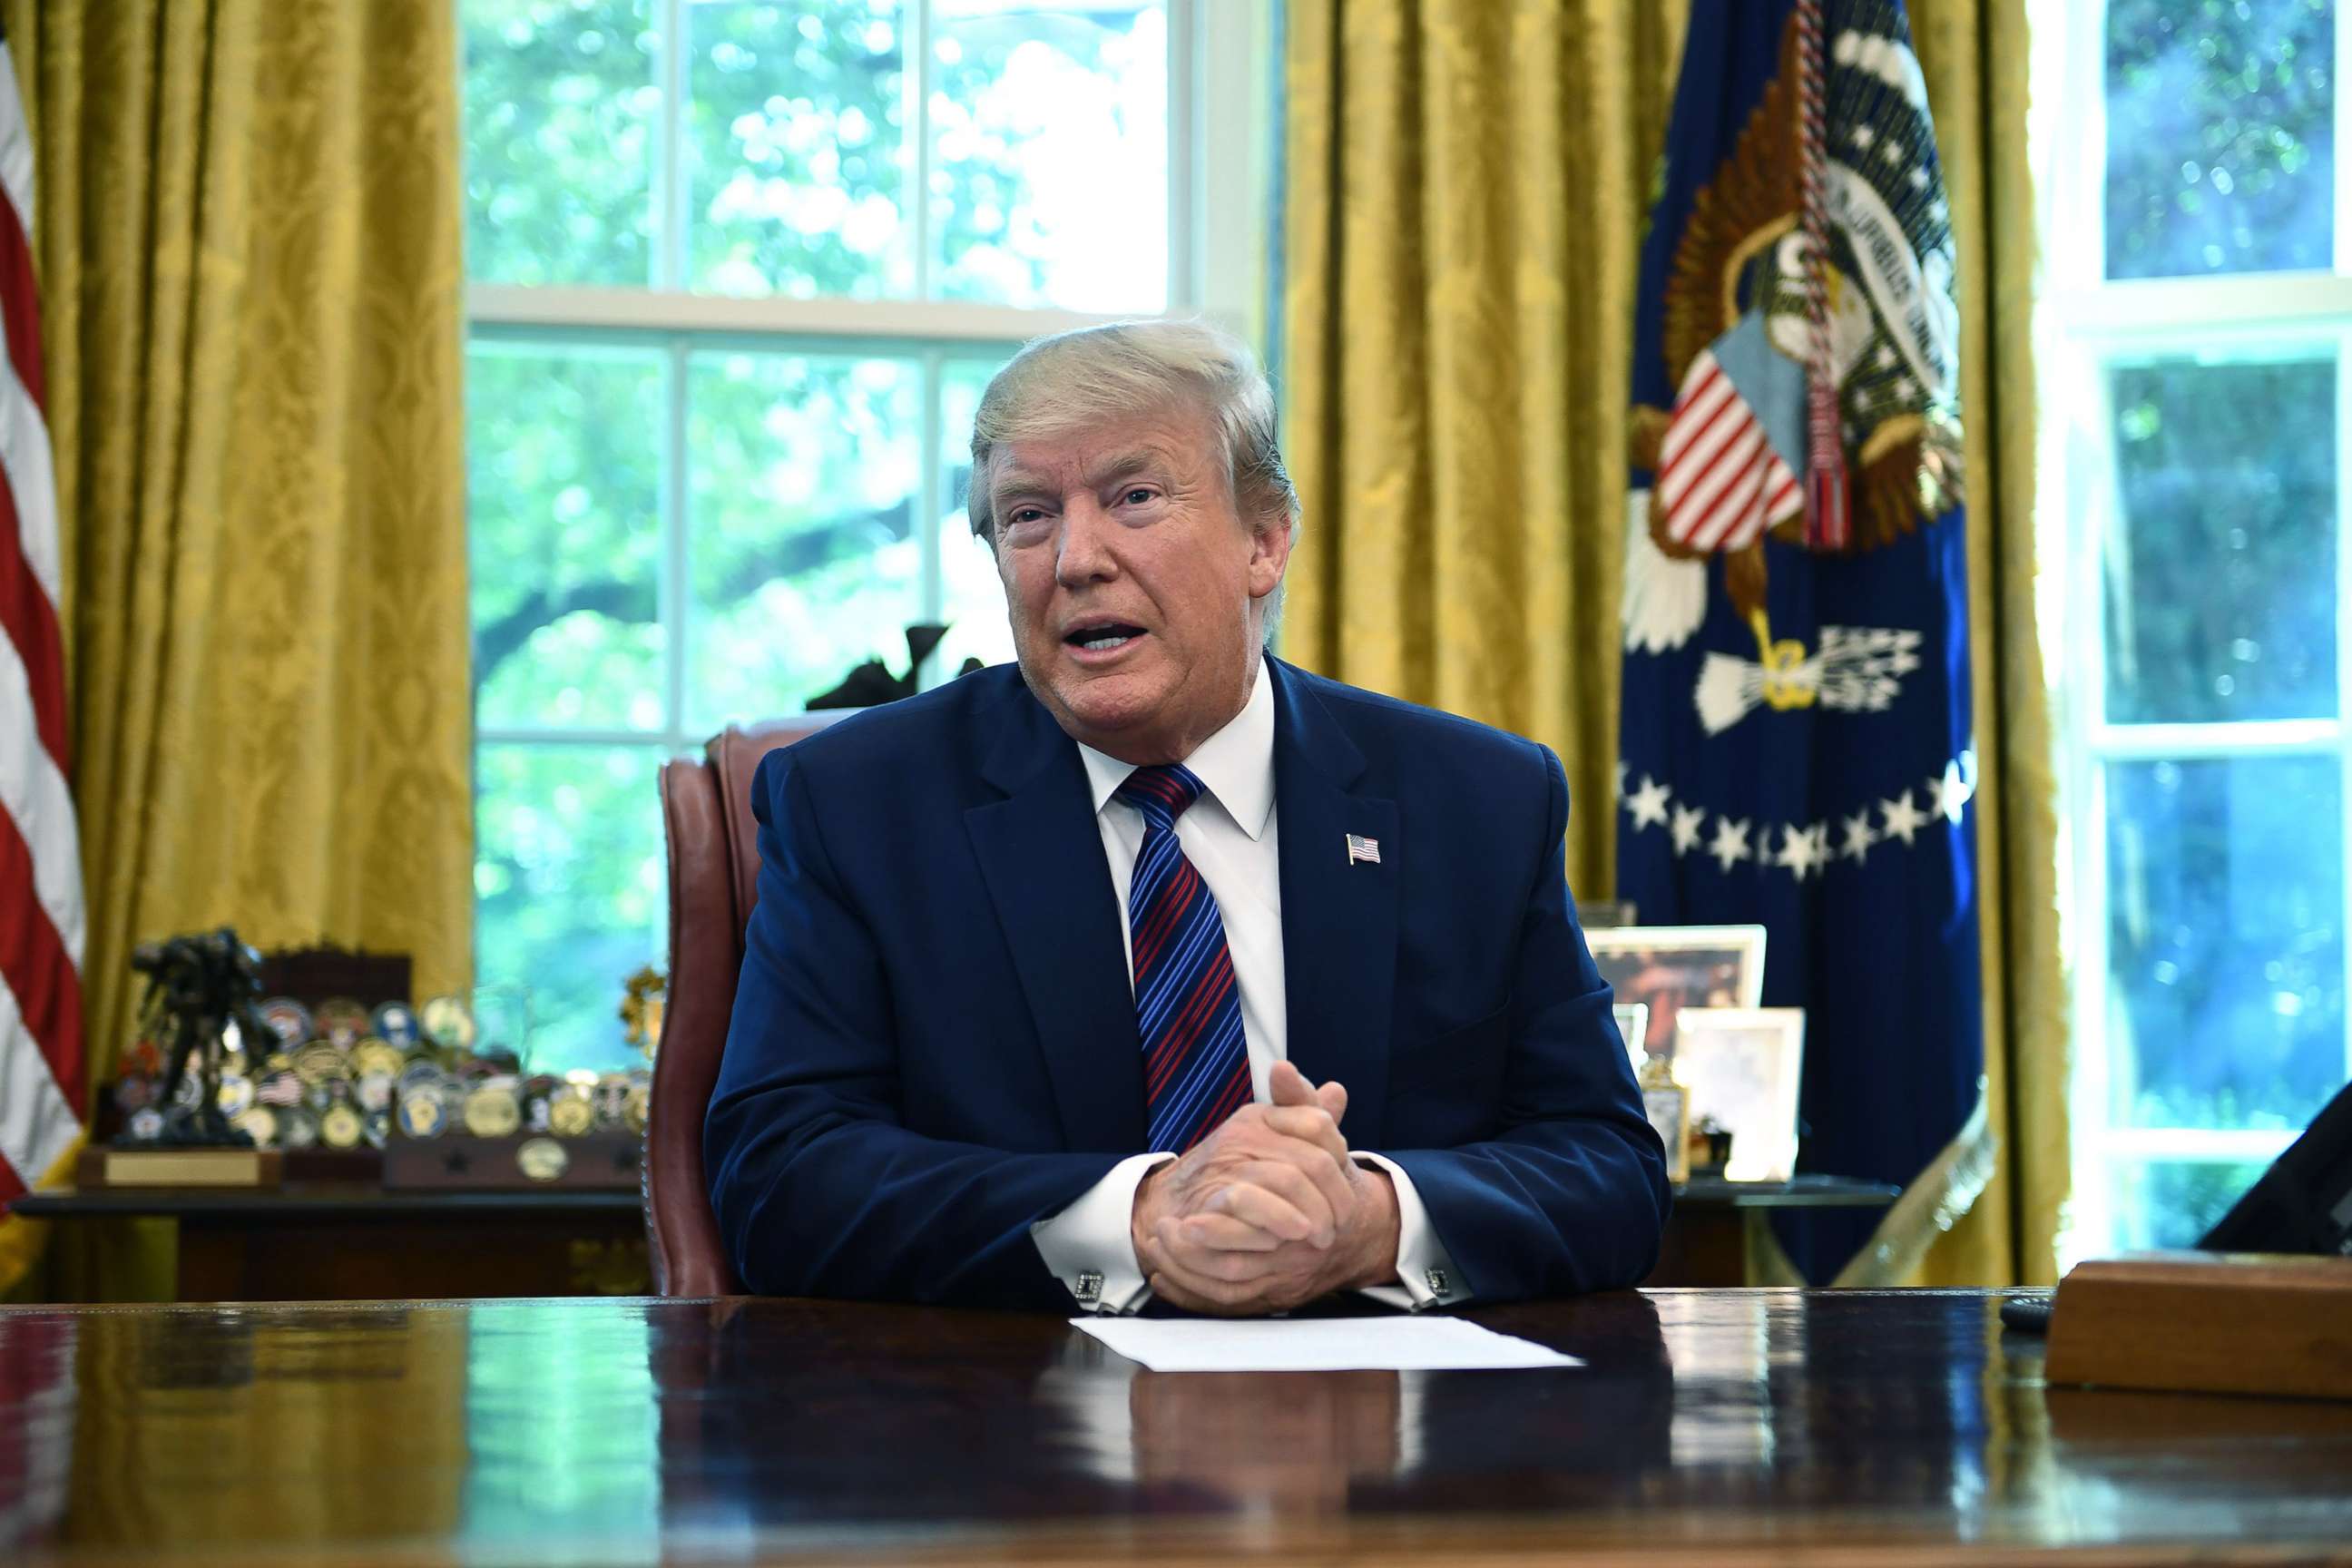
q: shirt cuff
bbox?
[1351,1152,1470,1310]
[1031,1152,1176,1314]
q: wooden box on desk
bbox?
[2044,1251,2352,1401]
[383,1132,642,1191]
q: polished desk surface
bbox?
[4,1290,2349,1565]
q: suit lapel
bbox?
[1270,661,1397,1144]
[965,684,1145,1152]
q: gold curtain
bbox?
[1281,0,1689,894]
[1282,0,2067,1282]
[0,0,471,1296]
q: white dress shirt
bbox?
[1029,671,1466,1314]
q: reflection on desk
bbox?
[3,1290,2349,1564]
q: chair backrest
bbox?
[644,713,844,1296]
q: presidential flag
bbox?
[0,18,86,1281]
[1617,0,1986,1282]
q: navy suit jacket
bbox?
[705,657,1670,1309]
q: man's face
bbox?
[990,403,1289,765]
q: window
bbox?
[461,0,1270,1068]
[2041,0,2349,1259]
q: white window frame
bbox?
[465,0,1274,1043]
[2037,0,2352,1262]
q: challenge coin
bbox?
[515,1136,569,1183]
[315,998,369,1049]
[462,1083,520,1140]
[319,1102,364,1150]
[257,998,314,1052]
[419,995,477,1053]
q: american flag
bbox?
[0,18,85,1243]
[1655,348,1803,553]
[1345,833,1381,866]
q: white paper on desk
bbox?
[1070,1315,1581,1373]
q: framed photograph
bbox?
[1583,925,1767,1063]
[1672,1007,1806,1183]
[1612,1002,1650,1076]
[1642,1080,1691,1184]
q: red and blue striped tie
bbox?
[1119,764,1252,1153]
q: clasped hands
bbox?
[1129,1059,1401,1315]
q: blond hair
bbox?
[966,319,1300,547]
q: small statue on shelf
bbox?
[807,623,984,709]
[124,928,274,1148]
[620,965,667,1063]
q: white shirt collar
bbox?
[1075,665,1277,842]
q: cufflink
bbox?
[1074,1270,1106,1309]
[1425,1268,1451,1298]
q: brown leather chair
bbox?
[644,713,845,1296]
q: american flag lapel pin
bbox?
[1346,833,1382,866]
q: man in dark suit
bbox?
[706,321,1668,1315]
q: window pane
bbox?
[2106,756,2345,1132]
[475,744,664,1073]
[685,351,922,731]
[2108,1159,2270,1250]
[687,1,911,298]
[470,341,667,730]
[2104,0,2334,280]
[464,0,659,288]
[2104,355,2337,725]
[935,357,1016,678]
[931,2,1168,309]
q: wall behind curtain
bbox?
[1282,0,2064,1282]
[3,0,471,1130]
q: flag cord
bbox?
[1798,0,1851,551]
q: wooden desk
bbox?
[4,1290,2347,1564]
[15,1177,1877,1304]
[8,1188,650,1301]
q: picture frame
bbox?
[1642,1079,1691,1184]
[1583,925,1767,1063]
[1671,1006,1806,1183]
[1612,1002,1651,1077]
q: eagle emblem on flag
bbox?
[1624,0,1965,734]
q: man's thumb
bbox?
[1269,1057,1317,1105]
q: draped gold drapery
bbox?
[0,0,471,1297]
[1281,0,1689,894]
[1281,0,2066,1283]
